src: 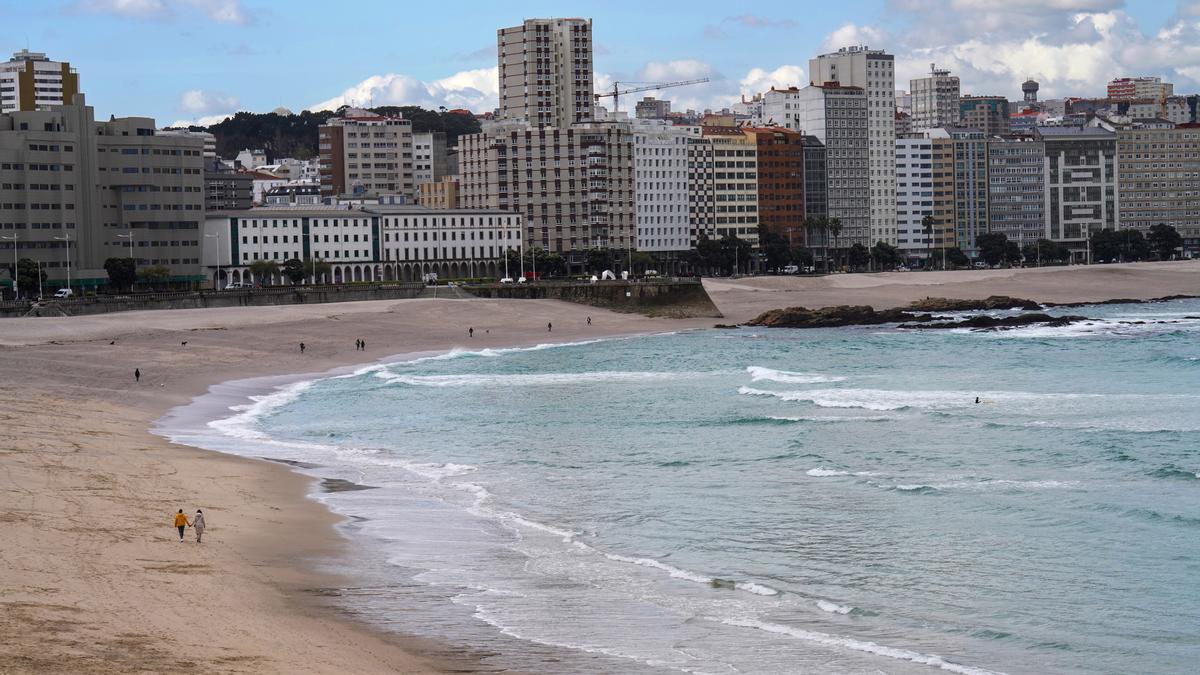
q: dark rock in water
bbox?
[897,313,1089,330]
[746,305,929,328]
[907,295,1042,312]
[1046,294,1200,308]
[321,478,376,492]
[713,323,740,329]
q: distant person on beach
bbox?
[360,339,366,351]
[173,509,190,542]
[547,322,552,332]
[299,342,305,354]
[469,327,474,338]
[587,316,592,325]
[134,368,140,383]
[192,509,206,543]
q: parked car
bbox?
[224,282,251,290]
[972,262,988,269]
[781,264,800,274]
[499,277,514,284]
[53,288,74,298]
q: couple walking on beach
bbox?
[173,509,206,543]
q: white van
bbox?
[53,288,74,299]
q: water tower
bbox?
[1022,78,1039,104]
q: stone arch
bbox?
[333,266,343,284]
[439,262,450,278]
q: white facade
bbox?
[810,46,897,246]
[412,131,449,189]
[203,205,523,285]
[895,137,935,257]
[909,65,960,132]
[761,88,804,130]
[633,119,697,252]
[0,50,77,114]
[159,129,217,158]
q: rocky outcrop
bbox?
[897,313,1088,330]
[906,295,1042,312]
[1044,294,1200,308]
[745,305,934,328]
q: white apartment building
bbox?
[1036,126,1119,257]
[810,46,897,245]
[203,205,521,286]
[1107,77,1173,101]
[412,131,449,190]
[0,50,80,114]
[788,83,870,246]
[498,18,594,128]
[633,119,697,252]
[688,128,760,245]
[910,64,960,132]
[895,137,935,259]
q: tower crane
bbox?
[593,78,710,113]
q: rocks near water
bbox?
[745,295,1089,331]
[897,313,1088,330]
[907,295,1043,312]
[746,305,933,329]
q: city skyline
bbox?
[2,1,1196,126]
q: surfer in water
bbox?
[975,396,981,404]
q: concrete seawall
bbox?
[1,284,426,318]
[462,279,723,318]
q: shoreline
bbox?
[0,297,711,673]
[2,263,1198,672]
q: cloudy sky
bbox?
[5,1,1198,126]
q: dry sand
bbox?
[704,260,1200,323]
[1,262,1197,673]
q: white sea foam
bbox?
[768,415,897,423]
[738,386,1116,412]
[745,366,845,384]
[816,599,855,615]
[734,582,780,596]
[806,468,875,478]
[601,553,716,585]
[714,617,1002,675]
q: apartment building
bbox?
[787,83,870,246]
[1107,77,1173,101]
[318,108,414,199]
[412,131,449,190]
[1036,126,1118,257]
[1117,123,1200,249]
[744,127,806,244]
[202,160,252,211]
[910,64,960,132]
[987,137,1045,246]
[959,96,1011,137]
[632,118,695,253]
[688,127,759,246]
[0,95,205,292]
[635,97,671,120]
[801,134,827,225]
[0,50,80,114]
[458,119,633,265]
[809,46,897,245]
[895,137,935,259]
[203,205,521,286]
[497,18,593,128]
[946,128,989,254]
[418,176,459,209]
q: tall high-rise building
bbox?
[744,127,806,244]
[1107,77,1173,101]
[632,118,694,253]
[788,83,870,247]
[687,127,759,246]
[1035,126,1118,259]
[895,137,935,259]
[946,128,989,254]
[809,46,897,246]
[959,96,1011,136]
[0,50,80,114]
[910,64,960,132]
[0,96,206,291]
[497,18,593,128]
[318,108,414,199]
[987,137,1045,246]
[1117,123,1200,249]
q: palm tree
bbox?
[828,218,843,272]
[921,213,934,270]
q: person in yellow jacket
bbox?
[173,509,191,542]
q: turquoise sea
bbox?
[165,299,1200,674]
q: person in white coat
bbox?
[193,509,206,543]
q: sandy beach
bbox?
[1,261,1197,673]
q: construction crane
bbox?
[593,78,710,113]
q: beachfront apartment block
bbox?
[319,109,414,200]
[0,95,205,293]
[0,50,80,114]
[1117,123,1200,247]
[1035,126,1119,258]
[202,205,522,287]
[744,127,807,246]
[632,118,696,254]
[987,136,1045,247]
[498,18,594,128]
[809,46,898,246]
[458,118,634,267]
[687,126,760,248]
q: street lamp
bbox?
[204,232,221,291]
[117,231,134,260]
[53,233,72,293]
[0,234,17,300]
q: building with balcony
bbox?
[632,118,695,253]
[1117,122,1200,253]
[910,64,960,132]
[0,50,80,114]
[688,127,759,247]
[1035,126,1118,258]
[959,96,1011,137]
[319,108,414,199]
[987,136,1045,247]
[498,18,594,128]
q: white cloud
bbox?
[740,65,807,94]
[822,23,888,52]
[309,67,499,113]
[72,0,250,24]
[178,89,239,115]
[168,112,235,128]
